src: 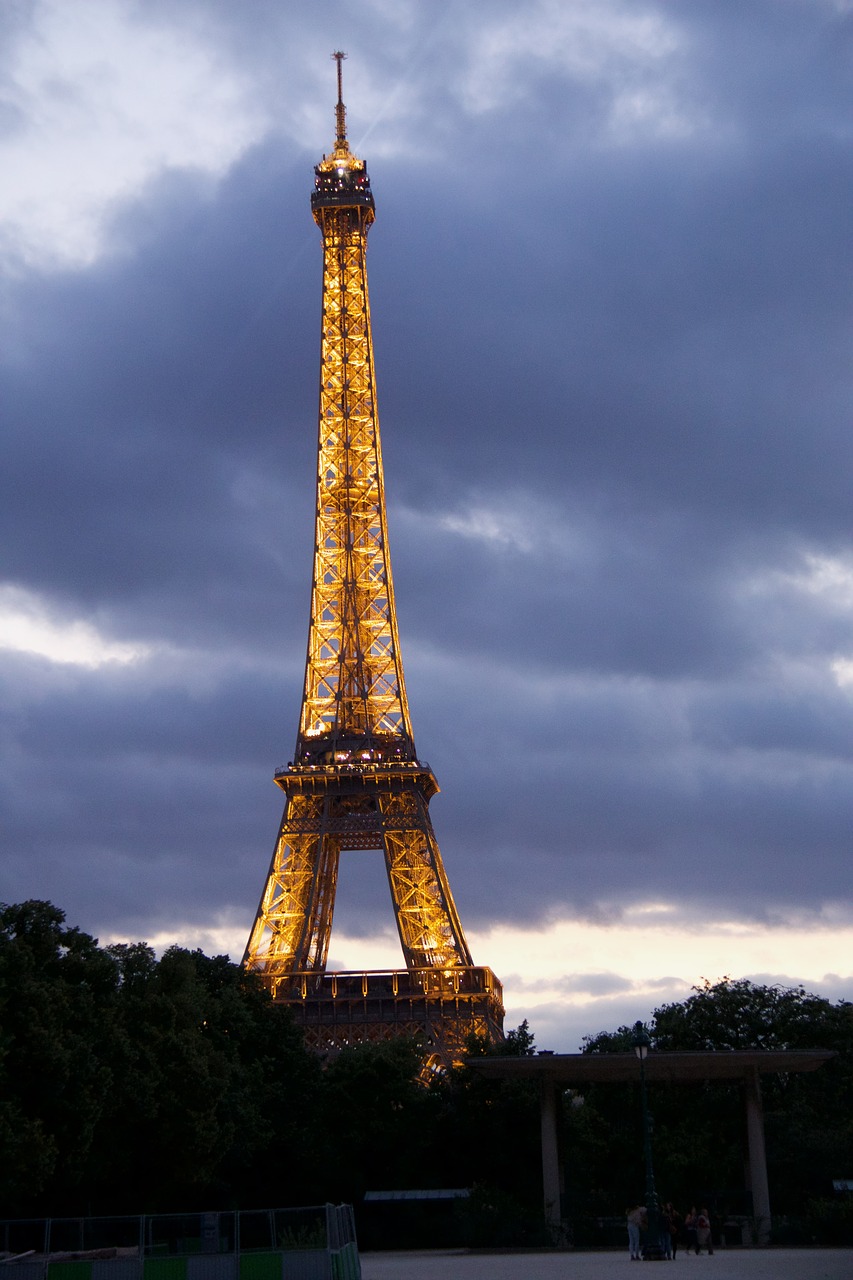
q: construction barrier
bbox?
[0,1207,359,1280]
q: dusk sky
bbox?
[2,0,853,1051]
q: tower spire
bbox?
[332,50,347,150]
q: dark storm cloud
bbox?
[380,137,853,533]
[364,4,853,549]
[1,144,320,652]
[2,0,853,958]
[392,524,853,930]
[0,647,291,935]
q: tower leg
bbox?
[380,790,473,970]
[244,795,339,978]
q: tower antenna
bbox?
[332,50,347,148]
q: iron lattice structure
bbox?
[243,55,504,1069]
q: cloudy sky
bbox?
[2,0,852,1051]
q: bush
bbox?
[454,1184,553,1248]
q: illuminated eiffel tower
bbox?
[243,54,504,1069]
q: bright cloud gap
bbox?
[0,584,149,668]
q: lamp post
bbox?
[632,1021,666,1261]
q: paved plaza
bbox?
[360,1248,853,1280]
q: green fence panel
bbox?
[143,1259,187,1280]
[238,1255,280,1280]
[48,1264,93,1280]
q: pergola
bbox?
[469,1049,834,1241]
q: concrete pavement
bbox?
[360,1248,853,1279]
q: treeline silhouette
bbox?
[1,900,852,1247]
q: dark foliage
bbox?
[575,977,853,1225]
[0,901,320,1216]
[2,907,851,1249]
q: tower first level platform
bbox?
[242,54,504,1068]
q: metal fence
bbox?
[0,1206,359,1280]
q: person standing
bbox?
[696,1207,714,1255]
[666,1203,681,1259]
[685,1206,699,1255]
[627,1205,645,1260]
[659,1203,673,1260]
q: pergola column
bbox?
[744,1066,771,1244]
[540,1076,561,1233]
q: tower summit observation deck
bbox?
[243,54,504,1069]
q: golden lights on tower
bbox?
[243,55,503,1068]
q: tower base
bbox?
[268,966,504,1072]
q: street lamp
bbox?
[632,1021,666,1261]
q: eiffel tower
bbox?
[243,54,504,1069]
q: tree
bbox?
[432,1022,543,1221]
[0,902,321,1215]
[0,901,121,1213]
[87,944,323,1212]
[316,1037,433,1202]
[575,978,853,1220]
[9,902,848,1243]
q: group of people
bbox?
[627,1203,715,1260]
